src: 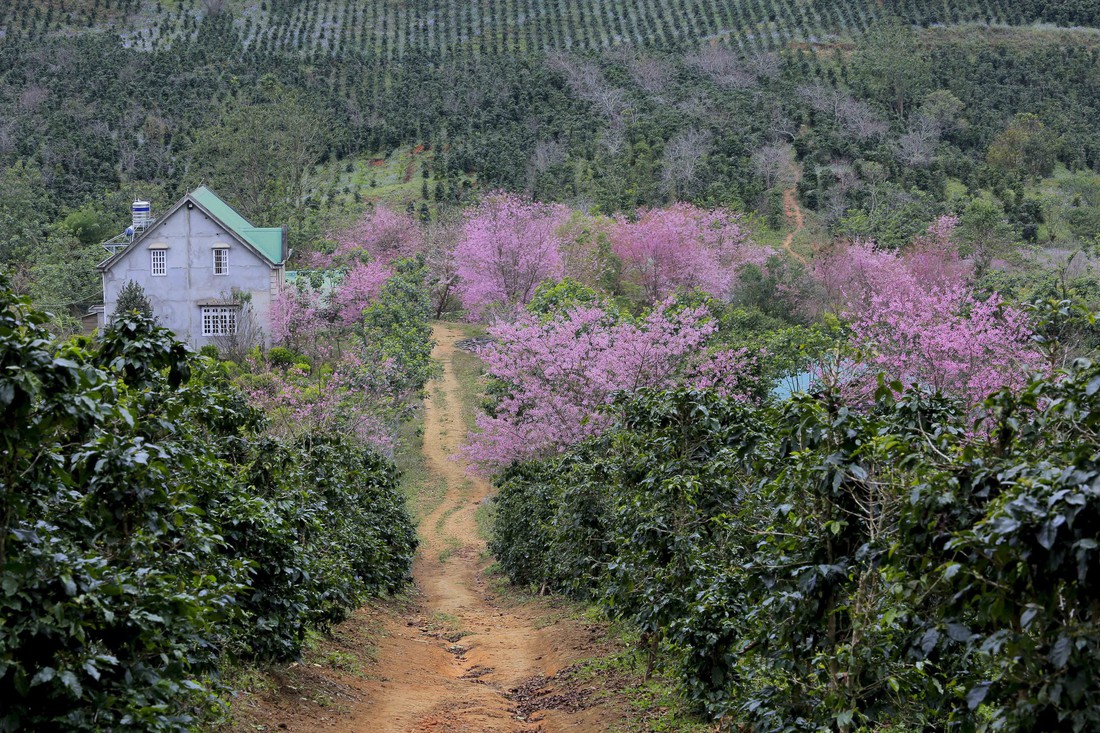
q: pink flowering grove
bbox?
[331,261,390,328]
[454,192,569,317]
[464,299,756,472]
[311,205,423,269]
[271,206,424,349]
[814,217,1043,406]
[269,280,326,354]
[610,203,769,303]
[241,355,393,452]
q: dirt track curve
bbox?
[781,180,807,266]
[326,324,606,733]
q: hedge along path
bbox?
[333,324,605,733]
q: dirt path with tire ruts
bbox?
[781,179,808,266]
[317,324,615,733]
[228,327,672,732]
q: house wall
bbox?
[102,204,282,348]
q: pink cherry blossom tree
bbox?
[273,206,424,344]
[813,216,967,315]
[240,355,393,453]
[454,192,569,318]
[609,204,768,304]
[845,282,1041,406]
[813,217,1042,406]
[331,261,390,328]
[270,280,328,356]
[464,299,757,473]
[312,205,423,269]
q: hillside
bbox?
[4,0,1099,55]
[2,0,1100,321]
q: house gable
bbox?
[99,188,285,348]
[99,188,285,274]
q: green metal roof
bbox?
[190,186,284,265]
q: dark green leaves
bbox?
[490,357,1100,731]
[0,279,415,731]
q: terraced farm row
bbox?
[1,0,1094,57]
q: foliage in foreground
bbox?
[0,279,416,732]
[491,358,1100,731]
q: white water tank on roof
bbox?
[132,200,152,230]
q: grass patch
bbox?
[394,398,451,523]
[437,535,461,563]
[300,625,379,678]
[563,619,711,733]
[424,611,470,642]
[221,602,393,728]
[474,497,495,543]
[449,322,489,339]
[434,498,466,532]
[406,475,446,525]
[480,561,535,604]
[451,348,486,435]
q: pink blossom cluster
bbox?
[242,352,395,453]
[463,300,756,473]
[273,207,425,341]
[814,217,1042,406]
[454,192,570,317]
[814,216,967,314]
[846,284,1040,405]
[331,261,390,328]
[310,206,423,269]
[269,281,326,353]
[610,204,769,303]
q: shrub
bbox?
[0,278,416,729]
[268,345,298,366]
[490,363,1100,729]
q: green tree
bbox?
[188,79,328,241]
[959,198,1018,279]
[987,113,1060,179]
[851,18,932,119]
[0,275,416,729]
[353,258,440,450]
[60,205,117,246]
[0,161,52,270]
[114,279,153,320]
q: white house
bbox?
[97,187,286,348]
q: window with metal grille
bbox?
[201,306,237,336]
[213,248,229,275]
[151,249,166,276]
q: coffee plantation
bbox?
[0,276,416,731]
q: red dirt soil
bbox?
[781,176,807,266]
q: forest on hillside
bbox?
[3,1,1100,326]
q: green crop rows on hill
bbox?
[2,0,1098,58]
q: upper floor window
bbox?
[151,249,166,276]
[213,247,229,275]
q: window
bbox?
[151,249,166,276]
[213,248,229,275]
[201,306,237,336]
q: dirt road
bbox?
[781,182,807,266]
[330,324,606,733]
[230,324,621,732]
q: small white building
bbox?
[97,187,286,348]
